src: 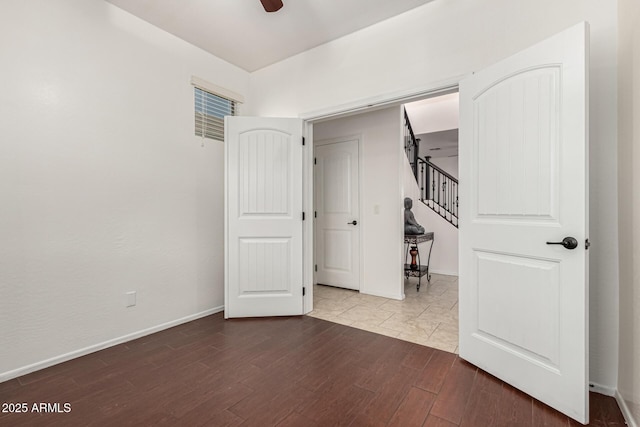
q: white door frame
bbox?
[300,79,462,313]
[313,135,364,291]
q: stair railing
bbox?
[404,110,419,178]
[417,157,458,228]
[404,109,458,228]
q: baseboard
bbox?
[360,289,404,301]
[0,306,224,383]
[589,382,616,397]
[430,269,458,277]
[591,384,639,427]
[615,390,639,427]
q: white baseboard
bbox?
[589,382,616,397]
[616,390,639,427]
[430,269,458,277]
[360,289,404,300]
[591,385,639,427]
[0,306,224,383]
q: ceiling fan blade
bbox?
[260,0,283,13]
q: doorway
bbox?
[307,92,461,354]
[311,105,408,301]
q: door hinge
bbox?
[314,211,317,218]
[302,137,306,146]
[302,212,306,221]
[314,157,317,165]
[315,264,317,272]
[303,287,306,296]
[585,239,591,250]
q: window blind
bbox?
[194,87,236,141]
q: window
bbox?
[194,87,236,141]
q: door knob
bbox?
[546,237,578,250]
[347,220,358,226]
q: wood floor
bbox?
[0,313,625,426]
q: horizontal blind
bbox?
[194,87,236,141]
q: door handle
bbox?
[347,220,358,226]
[546,237,578,250]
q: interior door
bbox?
[459,22,589,423]
[315,138,360,290]
[225,117,304,318]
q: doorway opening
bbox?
[307,90,460,353]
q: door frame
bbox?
[313,135,364,291]
[300,77,462,313]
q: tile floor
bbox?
[307,274,459,353]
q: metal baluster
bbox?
[437,172,441,215]
[420,161,425,201]
[443,178,447,210]
[431,168,435,208]
[448,177,451,219]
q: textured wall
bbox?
[0,0,249,378]
[617,0,640,424]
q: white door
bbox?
[459,22,589,423]
[315,139,360,290]
[225,117,304,318]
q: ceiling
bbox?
[404,93,459,135]
[105,0,434,72]
[417,129,459,158]
[405,93,459,158]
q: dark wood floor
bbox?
[0,313,626,426]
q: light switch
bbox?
[126,291,136,307]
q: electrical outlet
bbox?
[126,291,136,308]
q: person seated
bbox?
[404,197,425,235]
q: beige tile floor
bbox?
[307,274,459,353]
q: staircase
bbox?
[404,111,458,228]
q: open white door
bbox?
[225,117,304,318]
[459,23,589,423]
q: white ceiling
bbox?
[404,92,459,135]
[105,0,434,72]
[405,92,459,158]
[417,129,459,158]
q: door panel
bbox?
[315,139,360,290]
[459,23,588,423]
[475,251,561,367]
[239,130,291,215]
[225,117,304,318]
[475,67,559,219]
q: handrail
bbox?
[422,157,453,179]
[404,110,419,178]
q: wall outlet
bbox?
[126,291,136,308]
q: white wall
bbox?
[313,107,404,300]
[430,157,459,180]
[403,156,458,276]
[617,0,640,424]
[250,0,619,390]
[0,0,249,379]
